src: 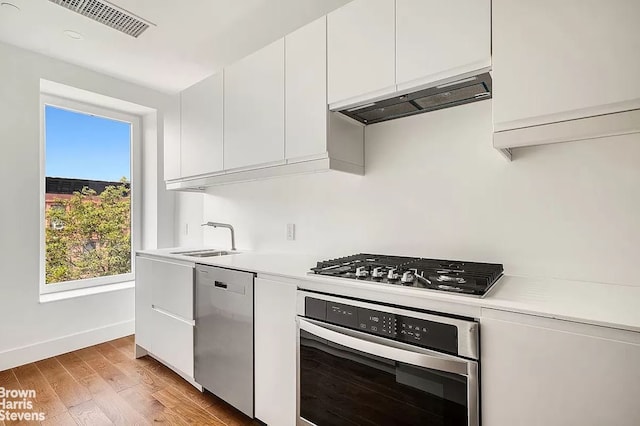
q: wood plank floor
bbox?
[0,336,260,425]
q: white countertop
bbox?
[137,248,640,333]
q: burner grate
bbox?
[310,253,504,297]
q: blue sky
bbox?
[45,105,131,182]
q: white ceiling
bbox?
[0,0,351,93]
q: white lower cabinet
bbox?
[134,256,153,351]
[481,309,640,426]
[135,255,196,382]
[150,308,194,377]
[254,277,298,426]
[148,257,194,320]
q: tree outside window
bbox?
[45,180,131,284]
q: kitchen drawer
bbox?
[151,307,194,377]
[149,259,194,320]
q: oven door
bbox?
[297,318,478,426]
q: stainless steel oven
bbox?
[296,291,479,426]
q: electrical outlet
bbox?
[286,223,296,241]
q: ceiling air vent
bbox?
[48,0,155,38]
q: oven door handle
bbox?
[298,318,472,376]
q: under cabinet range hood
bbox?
[338,73,492,125]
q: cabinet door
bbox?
[151,308,194,377]
[134,256,153,351]
[396,0,490,91]
[285,16,327,160]
[493,0,640,131]
[481,310,640,426]
[254,277,297,426]
[327,0,396,108]
[180,72,224,177]
[224,39,285,170]
[148,259,194,321]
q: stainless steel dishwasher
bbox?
[195,265,255,418]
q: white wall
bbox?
[174,192,205,247]
[0,41,177,369]
[199,101,640,286]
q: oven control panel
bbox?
[305,297,459,355]
[357,309,397,337]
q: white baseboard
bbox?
[0,319,135,371]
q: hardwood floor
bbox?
[0,336,260,425]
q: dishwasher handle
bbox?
[197,276,246,295]
[195,265,253,296]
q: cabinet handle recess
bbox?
[215,281,228,289]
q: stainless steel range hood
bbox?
[338,73,492,125]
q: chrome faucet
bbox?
[201,222,236,251]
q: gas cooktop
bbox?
[309,254,504,297]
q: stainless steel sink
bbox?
[171,249,233,258]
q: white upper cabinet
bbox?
[396,0,491,91]
[327,0,396,108]
[224,39,285,170]
[285,16,328,160]
[493,0,640,134]
[180,72,224,177]
[168,8,371,190]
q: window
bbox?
[40,95,141,294]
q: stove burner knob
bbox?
[387,268,399,280]
[372,267,384,278]
[401,270,415,283]
[355,266,369,278]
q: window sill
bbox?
[39,281,135,303]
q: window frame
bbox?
[39,94,142,295]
